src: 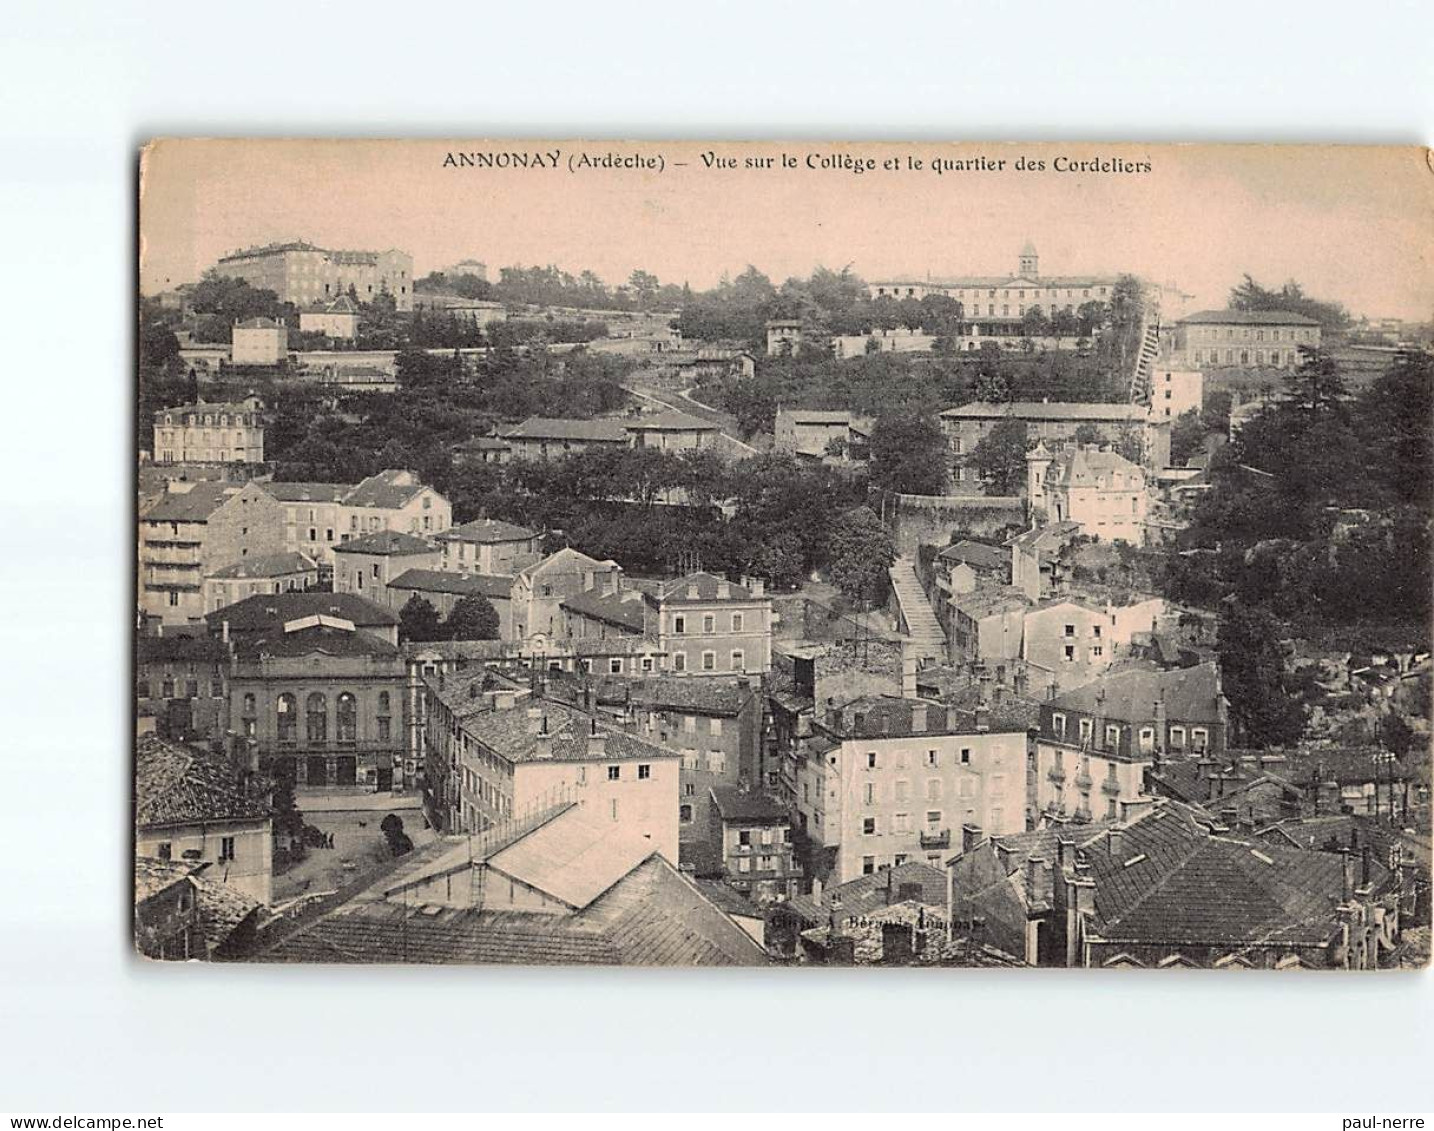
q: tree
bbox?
[1169,408,1205,467]
[1073,422,1102,447]
[380,813,413,856]
[398,595,443,642]
[869,411,948,496]
[1229,274,1351,333]
[444,594,501,641]
[1216,600,1308,748]
[827,506,895,604]
[966,418,1028,496]
[628,269,660,310]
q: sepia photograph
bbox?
[132,139,1433,971]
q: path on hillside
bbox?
[888,556,946,664]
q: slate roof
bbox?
[345,469,432,510]
[625,410,719,432]
[135,856,201,903]
[142,482,242,523]
[388,569,511,600]
[503,417,630,443]
[208,551,318,580]
[561,588,648,632]
[822,695,1031,740]
[135,735,271,829]
[711,787,789,825]
[258,481,350,504]
[206,592,398,631]
[237,623,400,660]
[256,854,766,966]
[597,674,751,716]
[783,861,949,926]
[1046,446,1143,488]
[952,585,1029,619]
[1049,661,1224,725]
[941,401,1150,422]
[438,517,537,544]
[1179,309,1320,326]
[332,530,436,556]
[938,540,1009,572]
[1006,521,1083,553]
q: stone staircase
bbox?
[888,556,946,664]
[1129,316,1162,407]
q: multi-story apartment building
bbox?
[941,402,1169,487]
[152,396,265,465]
[1151,367,1203,422]
[332,530,441,599]
[255,482,350,567]
[1170,309,1321,369]
[215,241,414,311]
[232,318,288,366]
[424,677,680,862]
[135,734,273,905]
[204,551,318,613]
[228,615,407,791]
[653,572,773,676]
[138,481,285,625]
[1031,661,1227,826]
[511,548,623,645]
[709,786,799,904]
[436,518,540,576]
[1026,442,1148,544]
[1022,598,1114,691]
[135,635,231,743]
[795,695,1031,884]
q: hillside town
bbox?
[135,237,1432,969]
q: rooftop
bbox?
[561,587,649,633]
[657,571,761,604]
[710,787,789,825]
[503,417,630,443]
[206,591,398,631]
[438,517,537,544]
[596,674,752,716]
[938,540,1009,572]
[135,735,271,829]
[388,569,511,600]
[1049,661,1224,725]
[625,410,719,432]
[1179,309,1321,327]
[136,635,231,664]
[942,401,1150,422]
[332,530,436,556]
[345,469,434,510]
[258,481,350,504]
[458,697,680,765]
[207,551,318,580]
[142,482,243,523]
[236,622,400,661]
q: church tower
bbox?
[1018,241,1039,278]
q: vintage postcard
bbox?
[134,139,1432,968]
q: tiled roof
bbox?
[189,870,264,950]
[941,401,1150,422]
[710,787,789,825]
[136,635,230,664]
[1179,309,1321,326]
[135,856,200,903]
[597,674,751,716]
[938,540,1008,571]
[777,408,853,424]
[332,530,436,556]
[135,735,271,829]
[482,804,662,909]
[1006,521,1083,552]
[657,572,758,603]
[238,623,399,660]
[822,695,1029,740]
[561,588,648,633]
[142,482,242,523]
[206,591,398,630]
[235,317,285,330]
[951,585,1029,618]
[208,551,318,580]
[1047,446,1142,488]
[152,399,263,423]
[305,295,360,314]
[1049,661,1223,725]
[503,417,630,443]
[388,569,511,600]
[438,517,537,544]
[518,547,607,584]
[257,854,766,966]
[258,481,350,504]
[785,861,949,925]
[625,410,718,432]
[345,469,432,510]
[459,698,680,764]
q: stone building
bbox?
[152,396,266,465]
[135,635,231,744]
[298,295,361,339]
[231,317,288,366]
[1171,309,1321,369]
[332,529,441,599]
[216,241,414,311]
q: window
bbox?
[862,856,876,875]
[895,780,910,802]
[277,693,297,743]
[377,717,390,742]
[610,658,623,674]
[641,657,654,673]
[960,748,971,765]
[730,649,745,671]
[863,817,877,835]
[867,752,878,769]
[1064,623,1075,638]
[683,715,697,733]
[1079,718,1093,745]
[701,650,716,671]
[989,807,1003,830]
[863,782,875,805]
[637,764,651,780]
[679,804,694,822]
[731,612,743,632]
[184,679,199,699]
[927,749,938,767]
[1139,727,1154,752]
[1170,726,1186,749]
[136,680,151,699]
[684,782,695,797]
[1064,645,1076,662]
[1105,724,1121,749]
[607,765,621,781]
[893,813,911,834]
[1053,712,1067,739]
[737,857,751,873]
[157,842,171,861]
[219,836,236,862]
[681,749,698,770]
[336,693,357,743]
[927,778,942,801]
[306,692,327,743]
[707,751,726,774]
[926,810,942,831]
[673,652,687,672]
[702,614,715,633]
[673,615,686,635]
[1191,727,1209,752]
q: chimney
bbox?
[1361,844,1372,890]
[1108,827,1125,859]
[587,716,606,757]
[974,705,990,733]
[750,577,765,598]
[1152,695,1166,769]
[716,581,730,599]
[911,704,927,733]
[221,619,230,644]
[1056,838,1073,870]
[1341,850,1355,903]
[962,822,983,852]
[810,876,823,901]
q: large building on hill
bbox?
[152,396,266,465]
[215,241,414,311]
[1026,442,1149,544]
[1169,309,1321,369]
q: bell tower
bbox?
[1018,241,1039,278]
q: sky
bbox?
[140,140,1434,320]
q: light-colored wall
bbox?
[658,600,772,675]
[1023,602,1112,691]
[513,759,681,865]
[232,326,288,366]
[1032,740,1149,825]
[137,818,273,905]
[334,547,442,596]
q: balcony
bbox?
[1101,777,1122,797]
[1074,770,1094,791]
[1047,766,1066,785]
[919,829,951,850]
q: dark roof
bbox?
[304,295,360,315]
[237,623,400,660]
[710,787,789,825]
[135,856,200,903]
[344,469,433,510]
[388,569,511,599]
[1179,309,1321,327]
[258,481,350,504]
[208,551,317,579]
[503,417,630,443]
[1049,661,1224,725]
[941,401,1150,422]
[137,635,231,664]
[561,588,648,633]
[257,854,766,966]
[822,695,1031,740]
[938,540,1009,572]
[439,517,536,544]
[597,674,751,716]
[135,735,271,828]
[332,530,436,556]
[784,861,948,925]
[454,698,680,765]
[142,482,242,523]
[626,410,718,432]
[205,591,398,631]
[657,572,760,604]
[235,316,285,330]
